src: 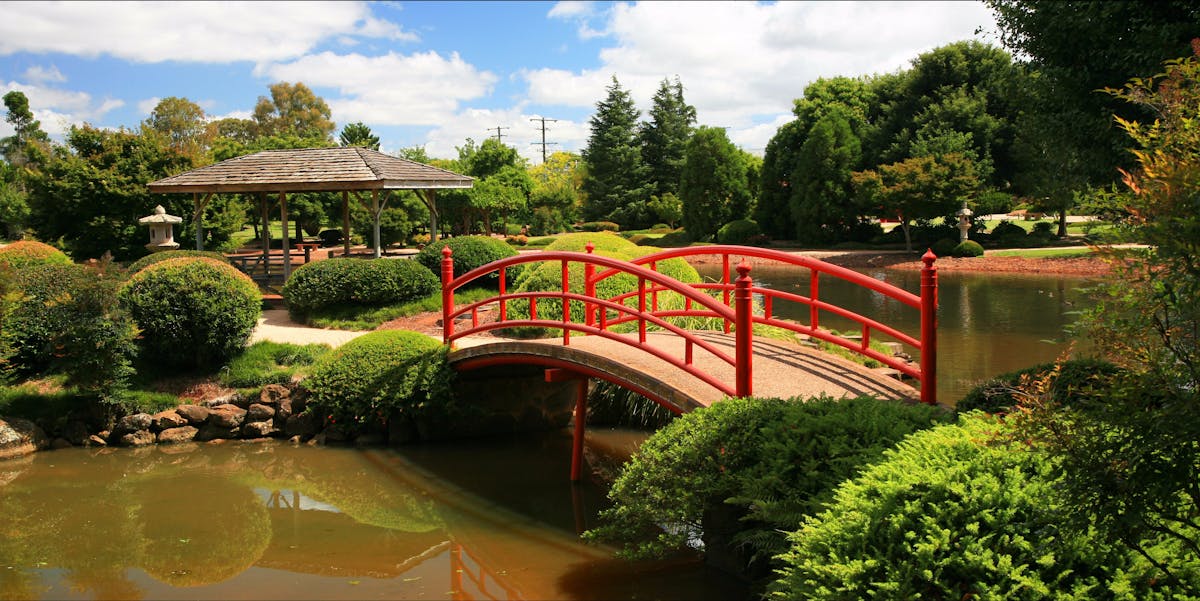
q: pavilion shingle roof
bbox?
[148,146,473,194]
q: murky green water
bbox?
[0,436,744,600]
[699,264,1097,403]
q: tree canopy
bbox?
[581,76,650,227]
[679,126,752,241]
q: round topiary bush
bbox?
[990,220,1027,243]
[951,239,985,257]
[0,240,71,270]
[930,238,958,258]
[717,219,762,245]
[770,414,1182,600]
[126,250,230,274]
[118,257,262,370]
[303,330,454,432]
[956,358,1121,413]
[414,235,518,286]
[282,258,439,318]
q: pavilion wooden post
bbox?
[421,190,439,241]
[372,190,382,259]
[192,192,212,250]
[341,190,351,257]
[258,193,270,279]
[279,191,291,280]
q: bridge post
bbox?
[584,242,596,327]
[442,247,454,344]
[920,250,938,405]
[735,260,753,398]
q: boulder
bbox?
[63,420,90,446]
[247,403,275,422]
[259,384,290,406]
[274,399,293,424]
[241,421,276,439]
[113,413,152,437]
[87,434,107,447]
[119,430,156,447]
[283,412,320,439]
[50,437,74,450]
[207,404,246,429]
[0,417,49,460]
[201,392,245,409]
[157,426,198,444]
[195,423,239,442]
[151,410,188,431]
[176,404,210,425]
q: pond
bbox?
[0,434,746,600]
[698,264,1097,403]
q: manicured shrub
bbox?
[576,221,620,232]
[0,240,71,270]
[957,358,1121,413]
[770,414,1187,600]
[930,237,958,258]
[3,262,93,375]
[716,219,762,245]
[126,250,229,274]
[641,229,694,248]
[991,220,1027,243]
[119,257,261,370]
[951,239,985,257]
[651,223,672,231]
[413,235,517,286]
[282,258,439,319]
[303,330,454,431]
[585,396,951,578]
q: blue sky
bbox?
[1,1,998,163]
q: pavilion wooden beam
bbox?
[279,191,291,280]
[420,189,439,241]
[193,192,213,250]
[341,190,351,257]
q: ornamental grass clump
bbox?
[302,330,454,433]
[282,258,438,320]
[769,413,1191,600]
[0,240,71,270]
[584,396,950,580]
[119,257,261,370]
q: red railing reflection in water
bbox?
[441,244,938,405]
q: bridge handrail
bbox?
[441,248,749,397]
[593,245,937,403]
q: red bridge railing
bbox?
[441,244,938,404]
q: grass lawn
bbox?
[306,287,497,330]
[988,247,1098,258]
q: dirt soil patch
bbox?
[821,252,1112,277]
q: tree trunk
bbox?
[901,220,913,252]
[1057,209,1067,238]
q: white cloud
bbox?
[0,1,416,64]
[261,51,498,127]
[1,80,124,136]
[524,1,997,148]
[548,1,596,20]
[137,97,161,116]
[418,109,590,164]
[22,65,65,84]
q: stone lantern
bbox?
[139,205,182,252]
[956,200,974,242]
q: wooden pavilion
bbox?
[147,146,473,280]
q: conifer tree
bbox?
[581,76,649,225]
[640,76,696,199]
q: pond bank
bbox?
[679,248,1112,277]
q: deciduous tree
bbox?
[252,82,335,141]
[679,126,751,241]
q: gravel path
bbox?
[248,309,372,348]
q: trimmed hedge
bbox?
[770,414,1186,600]
[126,250,230,274]
[717,219,762,245]
[640,229,694,248]
[576,221,620,232]
[282,258,439,318]
[118,258,262,370]
[956,358,1121,413]
[930,237,958,258]
[952,239,985,257]
[303,330,454,432]
[991,220,1027,243]
[2,263,93,375]
[585,396,951,578]
[414,235,517,286]
[0,240,71,270]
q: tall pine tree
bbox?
[581,76,649,226]
[640,76,696,199]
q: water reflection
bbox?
[0,439,744,600]
[698,264,1096,402]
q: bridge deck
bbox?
[449,331,918,412]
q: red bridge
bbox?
[440,244,938,480]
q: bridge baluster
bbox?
[810,270,820,331]
[920,250,939,405]
[562,259,571,345]
[499,266,507,321]
[861,323,870,351]
[585,243,595,327]
[441,247,454,344]
[722,255,731,334]
[650,261,659,312]
[638,277,647,344]
[735,260,754,398]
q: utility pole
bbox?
[530,116,559,163]
[488,126,510,143]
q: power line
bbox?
[488,126,510,143]
[530,117,559,163]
